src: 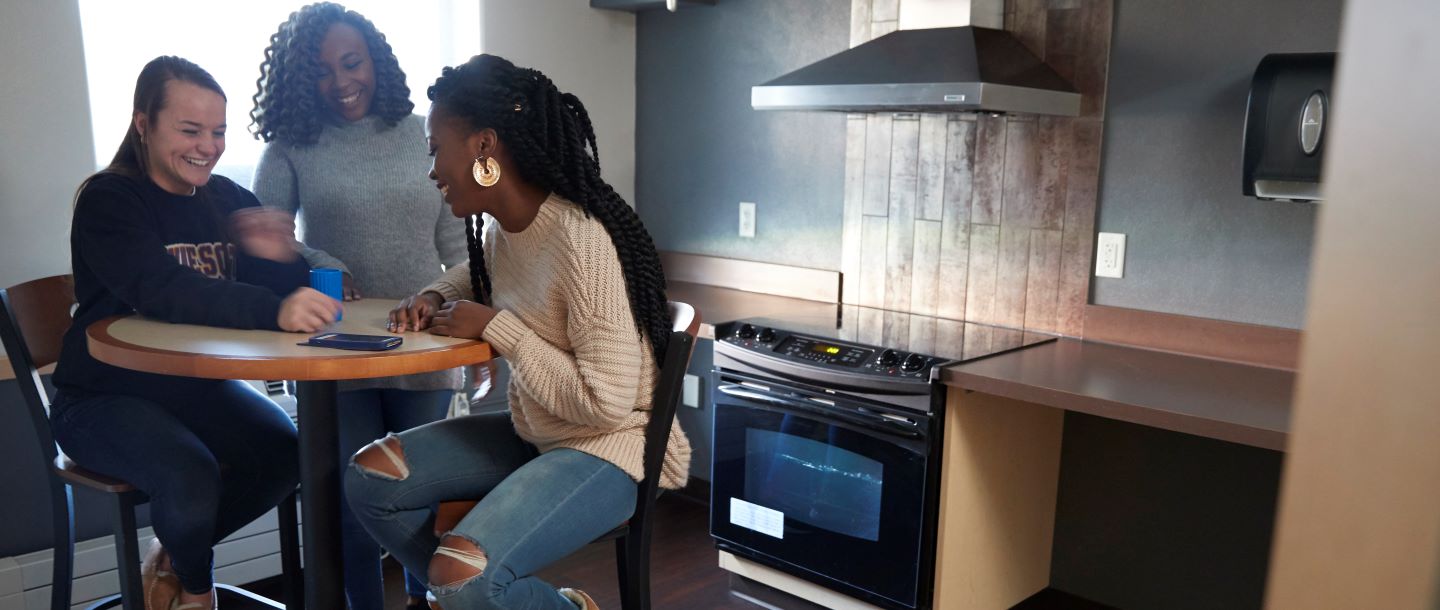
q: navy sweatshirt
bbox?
[53,172,311,402]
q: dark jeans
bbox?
[336,388,453,610]
[345,412,636,610]
[51,381,299,593]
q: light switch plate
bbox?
[1095,232,1126,278]
[683,374,701,408]
[738,202,756,238]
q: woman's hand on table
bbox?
[232,208,301,263]
[430,300,496,340]
[388,291,444,332]
[278,287,341,332]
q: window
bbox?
[78,1,480,187]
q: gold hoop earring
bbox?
[472,156,501,187]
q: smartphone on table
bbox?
[299,333,403,351]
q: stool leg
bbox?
[112,493,143,610]
[627,531,652,610]
[615,532,651,610]
[50,480,74,610]
[614,536,631,609]
[277,490,303,610]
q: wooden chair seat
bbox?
[53,454,137,494]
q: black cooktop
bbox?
[714,305,1056,385]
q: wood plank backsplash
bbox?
[841,0,1112,336]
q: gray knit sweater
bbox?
[253,114,467,392]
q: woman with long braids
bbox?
[249,5,466,609]
[344,54,689,610]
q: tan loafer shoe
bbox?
[558,588,600,610]
[141,539,180,610]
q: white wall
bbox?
[479,0,637,207]
[0,0,94,288]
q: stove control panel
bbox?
[716,321,941,380]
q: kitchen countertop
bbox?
[942,338,1294,451]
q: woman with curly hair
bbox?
[344,54,690,610]
[249,4,466,609]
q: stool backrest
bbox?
[0,275,77,464]
[635,302,700,505]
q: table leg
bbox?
[296,380,342,610]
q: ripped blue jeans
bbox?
[343,412,636,609]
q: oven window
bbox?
[744,427,883,541]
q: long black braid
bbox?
[463,215,491,306]
[428,55,671,363]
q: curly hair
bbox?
[429,54,672,363]
[249,2,413,145]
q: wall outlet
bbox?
[1095,232,1126,278]
[738,202,756,238]
[682,374,702,408]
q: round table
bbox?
[87,298,490,610]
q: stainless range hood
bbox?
[752,1,1080,116]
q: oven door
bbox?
[710,370,933,609]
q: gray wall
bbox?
[634,0,850,271]
[1051,414,1283,610]
[1049,1,1343,607]
[1090,0,1342,329]
[677,339,714,482]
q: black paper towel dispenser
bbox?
[1241,53,1336,202]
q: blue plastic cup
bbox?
[309,268,344,321]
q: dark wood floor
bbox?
[494,494,769,609]
[246,495,771,609]
[248,493,1113,609]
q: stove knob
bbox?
[736,324,756,339]
[757,328,776,343]
[878,349,900,367]
[903,353,927,372]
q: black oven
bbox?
[710,314,1052,610]
[711,368,939,609]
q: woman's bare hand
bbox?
[341,273,362,301]
[430,300,496,340]
[388,291,444,332]
[278,287,341,332]
[232,208,300,263]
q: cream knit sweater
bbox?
[423,194,690,489]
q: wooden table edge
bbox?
[87,316,491,381]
